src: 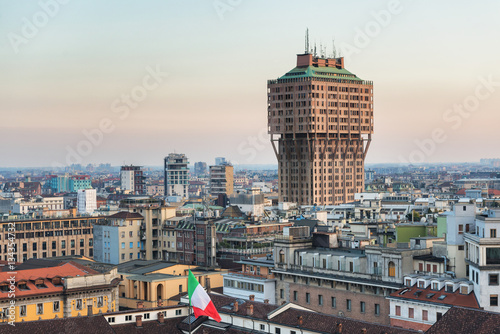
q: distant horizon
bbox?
[2,1,500,167]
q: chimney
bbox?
[206,277,211,293]
[361,329,367,334]
[281,301,286,305]
[264,299,269,304]
[297,316,303,326]
[158,312,165,324]
[246,304,253,317]
[137,301,144,309]
[87,304,93,316]
[233,301,239,312]
[157,299,163,307]
[135,315,143,327]
[336,323,343,333]
[249,295,255,301]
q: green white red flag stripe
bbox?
[188,269,221,322]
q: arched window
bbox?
[279,250,285,263]
[388,261,396,277]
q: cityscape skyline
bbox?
[2,1,500,168]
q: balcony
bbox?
[227,270,275,280]
[217,247,273,256]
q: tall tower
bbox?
[164,153,189,199]
[268,53,373,205]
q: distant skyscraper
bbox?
[120,165,145,194]
[164,153,189,199]
[215,157,227,165]
[194,161,207,175]
[268,51,374,205]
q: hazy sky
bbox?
[1,0,500,168]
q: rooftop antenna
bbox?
[332,38,337,58]
[314,41,317,57]
[305,28,309,54]
[320,42,324,58]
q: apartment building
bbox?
[0,217,97,262]
[175,219,217,268]
[164,153,189,199]
[93,212,144,264]
[465,208,500,312]
[209,164,234,196]
[268,52,374,205]
[77,188,97,215]
[120,166,145,194]
[272,227,431,325]
[12,196,64,215]
[0,260,119,323]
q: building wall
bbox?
[389,299,449,331]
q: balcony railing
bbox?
[217,247,273,255]
[227,270,275,280]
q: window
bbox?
[20,305,26,317]
[71,240,75,248]
[490,274,499,285]
[409,308,414,318]
[97,296,103,307]
[121,254,125,260]
[346,299,351,311]
[375,304,380,316]
[175,310,182,315]
[179,285,183,293]
[419,263,423,271]
[53,301,60,312]
[460,286,468,294]
[306,293,310,304]
[125,315,132,321]
[491,229,497,238]
[458,225,464,234]
[61,240,66,249]
[76,299,83,310]
[52,241,56,249]
[427,264,431,272]
[144,313,150,319]
[130,242,133,248]
[405,279,411,286]
[293,291,297,301]
[360,301,365,313]
[331,297,336,308]
[275,328,281,334]
[421,309,428,321]
[491,295,498,306]
[318,295,323,306]
[432,282,439,290]
[121,232,125,238]
[36,303,43,315]
[388,261,395,277]
[107,317,115,323]
[446,284,453,293]
[260,324,266,330]
[395,305,401,316]
[433,264,437,273]
[280,289,284,299]
[42,242,47,250]
[121,242,125,249]
[129,231,133,237]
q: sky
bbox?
[1,0,500,168]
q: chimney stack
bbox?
[157,299,163,307]
[135,315,143,327]
[233,301,239,312]
[361,329,367,334]
[158,312,165,324]
[336,323,343,333]
[246,304,253,316]
[249,295,255,301]
[87,304,93,316]
[137,301,144,309]
[264,299,269,304]
[297,316,303,326]
[206,277,211,293]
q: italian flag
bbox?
[188,269,221,322]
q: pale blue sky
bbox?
[1,0,500,167]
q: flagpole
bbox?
[188,271,192,334]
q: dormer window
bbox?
[418,281,425,288]
[17,281,29,291]
[446,284,453,293]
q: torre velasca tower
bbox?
[268,51,374,206]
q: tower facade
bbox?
[268,53,373,205]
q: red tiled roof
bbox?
[426,306,500,334]
[0,262,99,299]
[389,284,479,309]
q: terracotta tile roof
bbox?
[0,315,114,334]
[426,306,500,334]
[108,211,144,219]
[389,284,479,309]
[112,317,184,333]
[0,262,100,299]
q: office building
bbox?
[268,51,374,205]
[77,188,97,215]
[164,153,189,199]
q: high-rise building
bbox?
[215,157,227,166]
[268,52,374,205]
[77,188,97,215]
[120,165,145,194]
[164,153,189,199]
[194,161,207,175]
[209,164,234,196]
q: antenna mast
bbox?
[332,38,337,58]
[305,28,309,54]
